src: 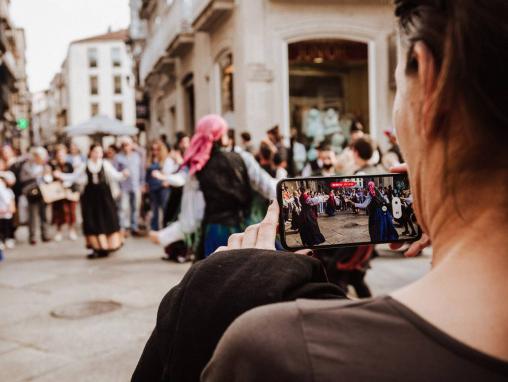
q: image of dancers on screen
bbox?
[346,181,399,242]
[298,188,326,246]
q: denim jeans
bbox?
[121,190,139,231]
[150,188,170,231]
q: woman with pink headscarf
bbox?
[351,181,399,242]
[152,115,253,258]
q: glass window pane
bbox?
[114,75,122,94]
[115,102,123,120]
[90,76,98,95]
[111,47,121,67]
[88,48,98,68]
[91,103,99,116]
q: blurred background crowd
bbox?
[0,118,403,262]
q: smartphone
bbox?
[277,174,422,250]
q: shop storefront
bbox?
[288,39,369,152]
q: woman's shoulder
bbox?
[202,301,314,381]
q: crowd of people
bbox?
[0,113,402,263]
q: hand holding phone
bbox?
[277,173,422,250]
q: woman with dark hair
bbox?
[135,1,508,380]
[298,188,325,246]
[146,139,177,230]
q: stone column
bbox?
[234,0,273,144]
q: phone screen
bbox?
[278,174,421,250]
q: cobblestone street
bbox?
[0,228,431,381]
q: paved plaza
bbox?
[285,210,416,247]
[0,228,431,381]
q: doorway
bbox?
[288,39,369,152]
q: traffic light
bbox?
[17,118,29,130]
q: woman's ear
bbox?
[412,41,439,137]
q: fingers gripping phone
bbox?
[277,174,422,250]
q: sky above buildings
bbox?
[10,0,130,93]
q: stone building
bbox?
[134,0,395,148]
[0,0,30,152]
[57,30,137,151]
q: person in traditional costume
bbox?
[325,190,338,217]
[298,189,326,246]
[152,115,270,259]
[349,181,399,243]
[290,191,301,231]
[56,144,127,259]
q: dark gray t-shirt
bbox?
[202,296,508,381]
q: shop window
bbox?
[182,74,195,133]
[115,102,123,121]
[218,52,234,114]
[90,76,99,95]
[114,75,122,95]
[88,48,98,68]
[111,47,122,67]
[288,39,369,154]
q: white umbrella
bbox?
[65,115,138,137]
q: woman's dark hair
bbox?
[395,0,508,165]
[88,144,102,158]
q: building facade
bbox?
[0,0,30,152]
[134,0,396,148]
[63,30,136,150]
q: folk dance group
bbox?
[283,181,414,246]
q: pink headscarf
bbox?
[368,181,376,197]
[182,114,228,175]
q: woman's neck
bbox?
[393,205,508,361]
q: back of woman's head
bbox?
[395,0,508,167]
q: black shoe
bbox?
[87,251,99,259]
[97,250,110,258]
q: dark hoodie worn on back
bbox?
[131,250,346,382]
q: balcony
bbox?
[191,0,234,32]
[0,0,10,22]
[139,0,194,84]
[0,51,17,80]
